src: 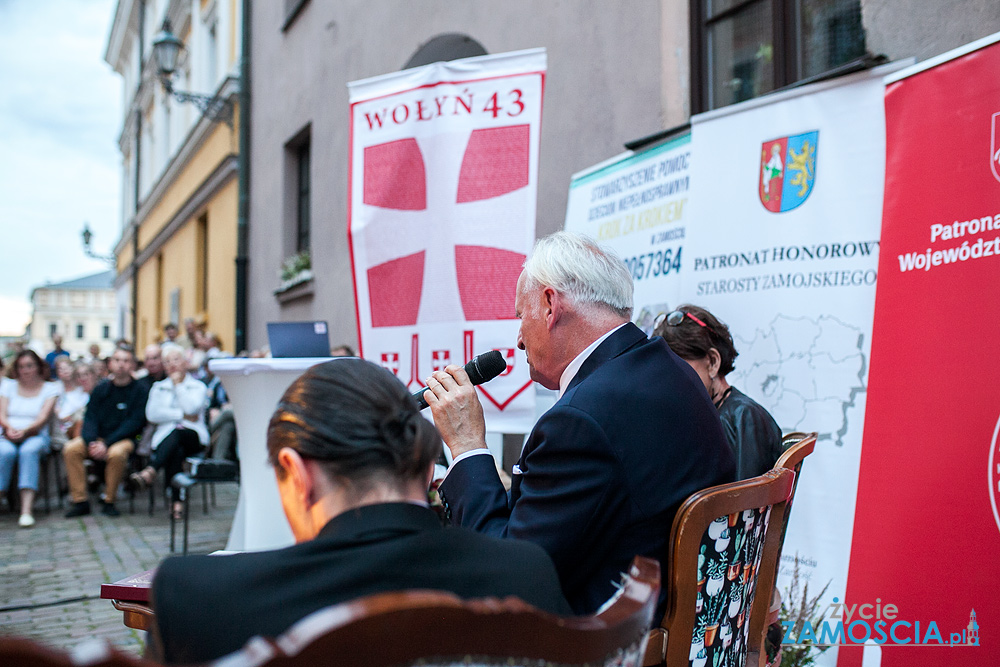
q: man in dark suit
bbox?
[152,359,570,665]
[426,232,735,615]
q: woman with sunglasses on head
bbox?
[653,305,782,481]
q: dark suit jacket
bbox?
[439,323,735,615]
[152,502,570,664]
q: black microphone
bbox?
[412,350,507,410]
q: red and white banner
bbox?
[841,35,1000,666]
[348,49,545,433]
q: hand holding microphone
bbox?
[412,350,507,409]
[421,350,507,459]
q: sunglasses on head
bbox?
[664,310,710,329]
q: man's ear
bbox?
[706,348,722,378]
[543,286,562,331]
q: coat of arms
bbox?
[759,131,819,213]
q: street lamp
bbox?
[152,19,234,126]
[81,222,116,266]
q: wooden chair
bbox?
[773,432,817,556]
[760,432,818,664]
[1,556,660,667]
[642,468,795,667]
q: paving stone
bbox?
[0,484,237,654]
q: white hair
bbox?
[161,342,185,360]
[522,231,633,318]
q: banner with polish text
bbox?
[839,35,1000,667]
[684,72,889,667]
[564,134,690,334]
[348,49,546,433]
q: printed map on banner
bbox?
[685,69,896,667]
[564,134,691,330]
[730,314,867,446]
[348,50,546,433]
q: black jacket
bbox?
[152,502,571,664]
[80,379,149,445]
[440,323,735,615]
[718,387,783,480]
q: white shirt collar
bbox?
[558,323,627,398]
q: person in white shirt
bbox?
[51,357,90,451]
[0,350,61,527]
[130,344,209,519]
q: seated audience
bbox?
[45,334,69,379]
[85,343,103,362]
[162,322,182,347]
[151,358,570,664]
[653,305,783,480]
[130,344,209,518]
[135,344,166,390]
[50,357,90,451]
[0,350,61,527]
[63,348,148,517]
[201,358,236,461]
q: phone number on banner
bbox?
[624,247,683,281]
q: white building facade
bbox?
[28,271,118,358]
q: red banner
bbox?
[841,39,1000,666]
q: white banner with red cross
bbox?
[348,49,545,433]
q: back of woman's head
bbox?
[267,358,441,490]
[653,304,738,376]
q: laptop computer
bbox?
[267,321,331,358]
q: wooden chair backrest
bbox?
[1,557,660,667]
[772,432,817,564]
[644,468,795,667]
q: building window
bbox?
[197,214,209,312]
[296,142,311,253]
[103,324,111,339]
[76,324,85,339]
[49,323,57,337]
[691,0,866,113]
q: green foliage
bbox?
[280,251,311,282]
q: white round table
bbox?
[209,357,331,551]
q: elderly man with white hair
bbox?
[130,343,209,519]
[426,231,735,616]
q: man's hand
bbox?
[424,364,488,459]
[88,440,108,461]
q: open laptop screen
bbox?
[267,321,331,358]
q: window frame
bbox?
[690,0,864,114]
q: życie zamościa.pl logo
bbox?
[759,131,818,213]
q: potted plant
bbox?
[278,251,312,290]
[773,556,832,667]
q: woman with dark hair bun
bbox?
[151,357,570,665]
[653,305,783,480]
[266,357,445,532]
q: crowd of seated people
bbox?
[0,317,255,524]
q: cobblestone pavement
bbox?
[0,484,238,656]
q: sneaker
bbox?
[100,501,120,517]
[18,514,35,528]
[65,501,91,518]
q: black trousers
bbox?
[151,428,203,501]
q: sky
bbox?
[0,0,121,336]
